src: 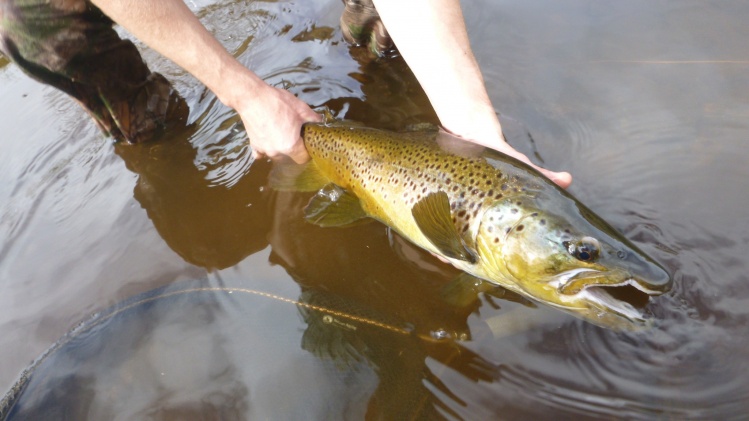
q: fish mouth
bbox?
[575,280,655,322]
[550,269,661,322]
[552,268,663,296]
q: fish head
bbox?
[476,197,672,329]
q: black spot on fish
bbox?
[516,225,525,232]
[511,209,518,214]
[494,237,500,243]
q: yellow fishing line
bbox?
[71,286,417,340]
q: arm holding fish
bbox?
[372,0,572,188]
[90,0,321,164]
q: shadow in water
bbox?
[113,122,273,270]
[268,190,516,420]
[1,182,530,420]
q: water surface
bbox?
[1,0,749,419]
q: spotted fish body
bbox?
[304,125,512,252]
[297,122,672,329]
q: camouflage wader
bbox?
[0,0,186,143]
[340,0,395,56]
[0,0,392,143]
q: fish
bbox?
[274,120,672,329]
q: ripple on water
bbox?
[194,122,254,189]
[0,111,119,260]
[459,210,749,419]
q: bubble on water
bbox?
[431,329,452,340]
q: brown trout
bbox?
[279,121,671,329]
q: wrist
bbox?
[211,57,266,112]
[439,102,503,144]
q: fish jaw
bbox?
[546,267,669,328]
[551,258,670,296]
[513,252,671,329]
[473,198,673,329]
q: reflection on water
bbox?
[2,0,749,419]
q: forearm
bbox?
[372,0,502,147]
[90,0,263,111]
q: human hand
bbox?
[370,0,571,188]
[234,84,321,164]
[490,136,572,189]
[438,127,572,189]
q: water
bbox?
[1,0,749,419]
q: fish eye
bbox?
[564,236,600,262]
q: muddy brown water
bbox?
[1,0,748,419]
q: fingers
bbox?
[241,87,320,164]
[544,170,572,189]
[535,168,572,189]
[286,137,312,164]
[500,148,572,189]
[300,106,324,123]
[251,148,266,160]
[250,136,311,164]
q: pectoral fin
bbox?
[441,272,490,307]
[442,272,535,308]
[411,191,477,263]
[304,183,369,227]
